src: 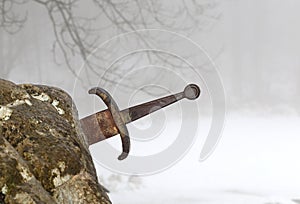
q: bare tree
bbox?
[0,30,23,78]
[0,0,219,87]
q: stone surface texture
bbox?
[0,79,111,204]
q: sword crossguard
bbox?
[86,84,200,161]
[88,88,130,160]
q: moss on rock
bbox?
[0,79,111,204]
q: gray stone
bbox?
[0,79,111,204]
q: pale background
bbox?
[1,0,300,203]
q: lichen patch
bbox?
[14,192,35,203]
[51,100,59,106]
[22,93,31,99]
[6,98,33,108]
[7,99,25,107]
[58,161,66,172]
[1,184,8,195]
[51,100,65,115]
[31,93,50,102]
[19,166,33,182]
[25,99,32,106]
[35,130,46,136]
[0,106,13,121]
[52,168,71,187]
[6,99,32,108]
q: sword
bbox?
[80,84,200,160]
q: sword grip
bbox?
[120,84,200,124]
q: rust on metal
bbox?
[120,84,200,124]
[80,110,119,145]
[87,87,130,160]
[80,84,200,160]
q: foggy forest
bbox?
[1,0,300,203]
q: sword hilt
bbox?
[88,84,200,160]
[88,87,130,160]
[120,84,200,124]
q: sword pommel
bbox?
[183,84,201,100]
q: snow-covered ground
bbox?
[92,114,300,204]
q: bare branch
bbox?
[1,0,220,90]
[0,0,28,34]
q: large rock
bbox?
[0,79,111,204]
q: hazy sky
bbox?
[1,0,299,114]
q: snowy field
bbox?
[92,114,300,204]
